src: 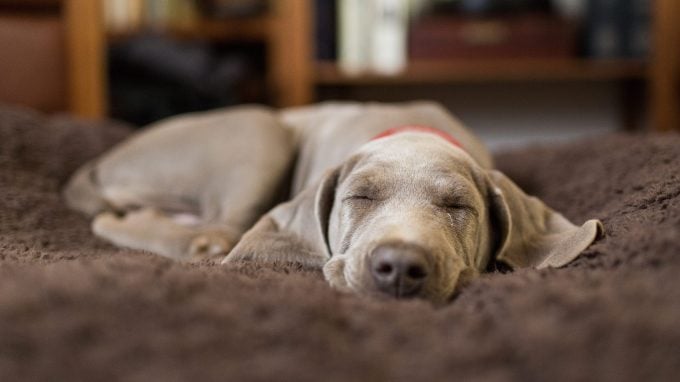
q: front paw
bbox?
[189,234,233,261]
[92,211,126,237]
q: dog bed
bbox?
[1,104,678,381]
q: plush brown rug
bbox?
[1,104,679,381]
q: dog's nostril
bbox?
[376,262,394,276]
[406,264,427,280]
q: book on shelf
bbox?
[143,0,200,31]
[338,0,369,75]
[585,0,650,59]
[196,0,269,18]
[315,0,337,60]
[371,0,409,74]
[409,13,578,60]
[623,0,651,58]
[104,0,201,34]
[329,0,652,75]
[338,0,409,76]
[104,0,143,34]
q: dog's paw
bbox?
[189,233,232,261]
[92,212,122,236]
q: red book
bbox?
[409,14,577,60]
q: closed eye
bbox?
[438,202,478,217]
[343,195,375,202]
[441,202,466,209]
[438,202,467,210]
[436,195,475,211]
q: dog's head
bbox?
[226,132,602,304]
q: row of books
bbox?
[318,0,651,76]
[105,0,194,33]
[104,0,267,34]
[585,0,651,58]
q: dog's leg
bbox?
[92,208,239,262]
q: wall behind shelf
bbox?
[318,81,640,150]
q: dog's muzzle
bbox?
[368,242,431,298]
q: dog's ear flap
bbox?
[223,168,339,268]
[486,170,603,269]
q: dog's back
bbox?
[65,105,294,224]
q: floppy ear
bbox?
[222,168,339,268]
[486,170,603,269]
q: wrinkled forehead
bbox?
[354,132,476,174]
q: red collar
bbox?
[371,125,463,150]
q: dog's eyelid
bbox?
[341,181,382,201]
[437,198,477,215]
[342,194,377,202]
[439,193,471,206]
[458,205,479,216]
[441,202,471,211]
[441,204,479,219]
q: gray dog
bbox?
[64,101,602,303]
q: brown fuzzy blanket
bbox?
[1,104,679,381]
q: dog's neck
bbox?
[371,125,464,150]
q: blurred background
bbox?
[0,0,677,149]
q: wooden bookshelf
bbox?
[108,16,271,42]
[61,0,678,130]
[101,0,311,108]
[64,0,107,118]
[0,0,107,118]
[304,0,679,132]
[267,0,313,108]
[650,0,680,132]
[175,17,270,40]
[315,59,648,85]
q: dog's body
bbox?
[65,101,602,303]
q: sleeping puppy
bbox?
[64,101,602,303]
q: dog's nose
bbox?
[369,243,430,298]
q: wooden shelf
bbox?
[315,58,648,85]
[172,17,271,41]
[108,16,272,42]
[94,0,675,130]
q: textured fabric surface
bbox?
[1,104,679,381]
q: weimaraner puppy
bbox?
[64,101,602,303]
